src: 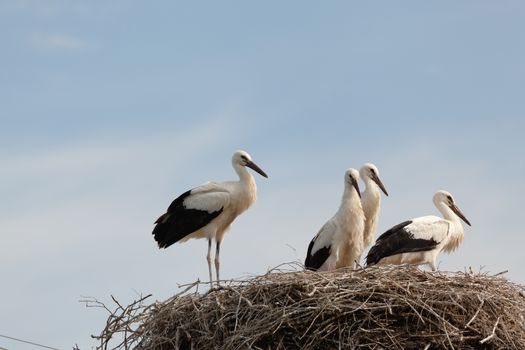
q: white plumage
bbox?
[180,184,230,224]
[305,169,365,271]
[306,220,338,271]
[359,163,389,256]
[366,190,471,271]
[153,150,268,286]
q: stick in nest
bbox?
[90,264,525,350]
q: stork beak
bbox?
[449,203,471,226]
[246,160,268,178]
[372,173,389,196]
[352,177,361,198]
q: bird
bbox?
[359,163,389,260]
[365,190,471,271]
[152,150,268,286]
[305,169,365,271]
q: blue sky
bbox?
[1,1,524,349]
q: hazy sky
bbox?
[1,1,524,349]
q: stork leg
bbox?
[206,239,213,287]
[214,240,221,286]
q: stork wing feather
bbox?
[405,216,450,241]
[183,191,230,213]
[375,220,413,242]
[188,181,229,195]
[153,185,231,248]
[366,217,447,266]
[166,182,229,212]
[305,220,336,271]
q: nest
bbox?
[92,265,525,349]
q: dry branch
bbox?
[92,265,525,349]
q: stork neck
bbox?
[436,199,466,252]
[437,202,461,223]
[234,163,254,184]
[362,178,380,198]
[339,186,359,212]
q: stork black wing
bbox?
[365,220,439,266]
[152,190,223,249]
[375,220,413,242]
[304,237,331,271]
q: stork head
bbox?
[359,163,388,196]
[345,168,361,198]
[232,150,268,178]
[433,190,471,226]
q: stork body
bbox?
[359,164,389,259]
[366,190,471,271]
[305,169,365,271]
[152,150,268,286]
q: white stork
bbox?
[152,150,268,286]
[359,163,389,257]
[305,169,365,271]
[366,190,471,271]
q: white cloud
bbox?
[29,32,90,50]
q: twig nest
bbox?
[95,265,525,349]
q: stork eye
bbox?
[241,155,248,161]
[447,195,452,201]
